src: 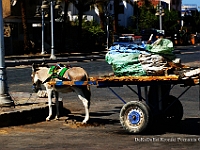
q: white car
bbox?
[113,36,134,47]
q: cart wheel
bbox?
[119,101,151,134]
[163,95,183,124]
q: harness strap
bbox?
[48,65,69,79]
[42,64,70,84]
[58,68,68,78]
[48,66,56,74]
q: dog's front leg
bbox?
[46,88,53,121]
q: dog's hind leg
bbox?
[73,87,90,124]
[54,91,60,120]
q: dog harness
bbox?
[48,64,70,79]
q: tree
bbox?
[193,11,200,33]
[162,9,180,36]
[113,0,119,33]
[64,0,109,50]
[20,0,32,54]
[95,0,108,30]
[11,0,32,54]
[66,0,94,36]
[138,4,157,31]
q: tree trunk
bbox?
[78,8,83,37]
[113,0,119,33]
[20,0,31,54]
[96,1,105,30]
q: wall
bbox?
[2,0,11,18]
[118,1,133,27]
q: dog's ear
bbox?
[32,63,36,70]
[32,63,40,71]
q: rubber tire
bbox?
[119,101,151,134]
[162,95,183,125]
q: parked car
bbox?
[113,36,134,46]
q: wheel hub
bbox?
[128,110,140,124]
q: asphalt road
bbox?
[1,45,200,149]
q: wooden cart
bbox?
[48,75,200,134]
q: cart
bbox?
[48,75,200,134]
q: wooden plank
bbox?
[48,80,97,86]
[47,76,200,86]
[89,75,180,82]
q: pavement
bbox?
[0,44,198,127]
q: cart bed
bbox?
[48,75,200,87]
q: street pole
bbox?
[135,0,138,34]
[50,0,56,59]
[159,0,162,30]
[0,0,13,106]
[41,8,45,55]
[106,16,109,49]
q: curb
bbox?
[5,55,105,67]
[0,105,49,127]
[0,101,69,127]
[0,92,69,127]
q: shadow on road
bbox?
[145,118,200,135]
[65,111,119,125]
[172,118,200,135]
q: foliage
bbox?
[82,20,105,49]
[65,19,105,52]
[162,9,180,36]
[127,3,185,37]
[82,20,104,36]
[124,0,200,37]
[190,10,200,33]
[138,5,158,31]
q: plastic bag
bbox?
[145,38,175,60]
[105,52,146,76]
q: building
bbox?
[2,0,182,55]
[68,0,181,28]
[181,4,198,27]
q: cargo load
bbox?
[105,38,176,76]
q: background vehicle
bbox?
[113,35,134,46]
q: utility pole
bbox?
[159,0,162,30]
[106,16,109,49]
[135,0,139,34]
[41,8,45,55]
[155,0,164,31]
[0,0,14,106]
[41,0,56,59]
[50,0,56,60]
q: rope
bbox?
[10,92,39,108]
